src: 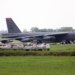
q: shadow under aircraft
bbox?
[1,18,75,44]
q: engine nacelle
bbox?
[1,40,12,44]
[43,36,56,41]
[21,38,33,42]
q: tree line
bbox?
[23,27,75,32]
[0,27,75,34]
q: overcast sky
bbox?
[0,0,75,31]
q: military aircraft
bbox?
[1,18,75,44]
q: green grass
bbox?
[0,56,75,75]
[50,44,75,51]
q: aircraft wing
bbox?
[43,32,68,36]
[18,32,69,42]
[2,32,69,43]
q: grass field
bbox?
[50,44,75,51]
[0,56,75,75]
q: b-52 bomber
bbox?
[1,18,75,44]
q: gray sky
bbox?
[0,0,75,31]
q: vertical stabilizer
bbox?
[6,18,21,33]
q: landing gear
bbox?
[61,40,74,44]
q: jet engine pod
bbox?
[21,38,33,42]
[1,40,12,44]
[15,37,25,40]
[43,36,56,41]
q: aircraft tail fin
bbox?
[6,18,21,33]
